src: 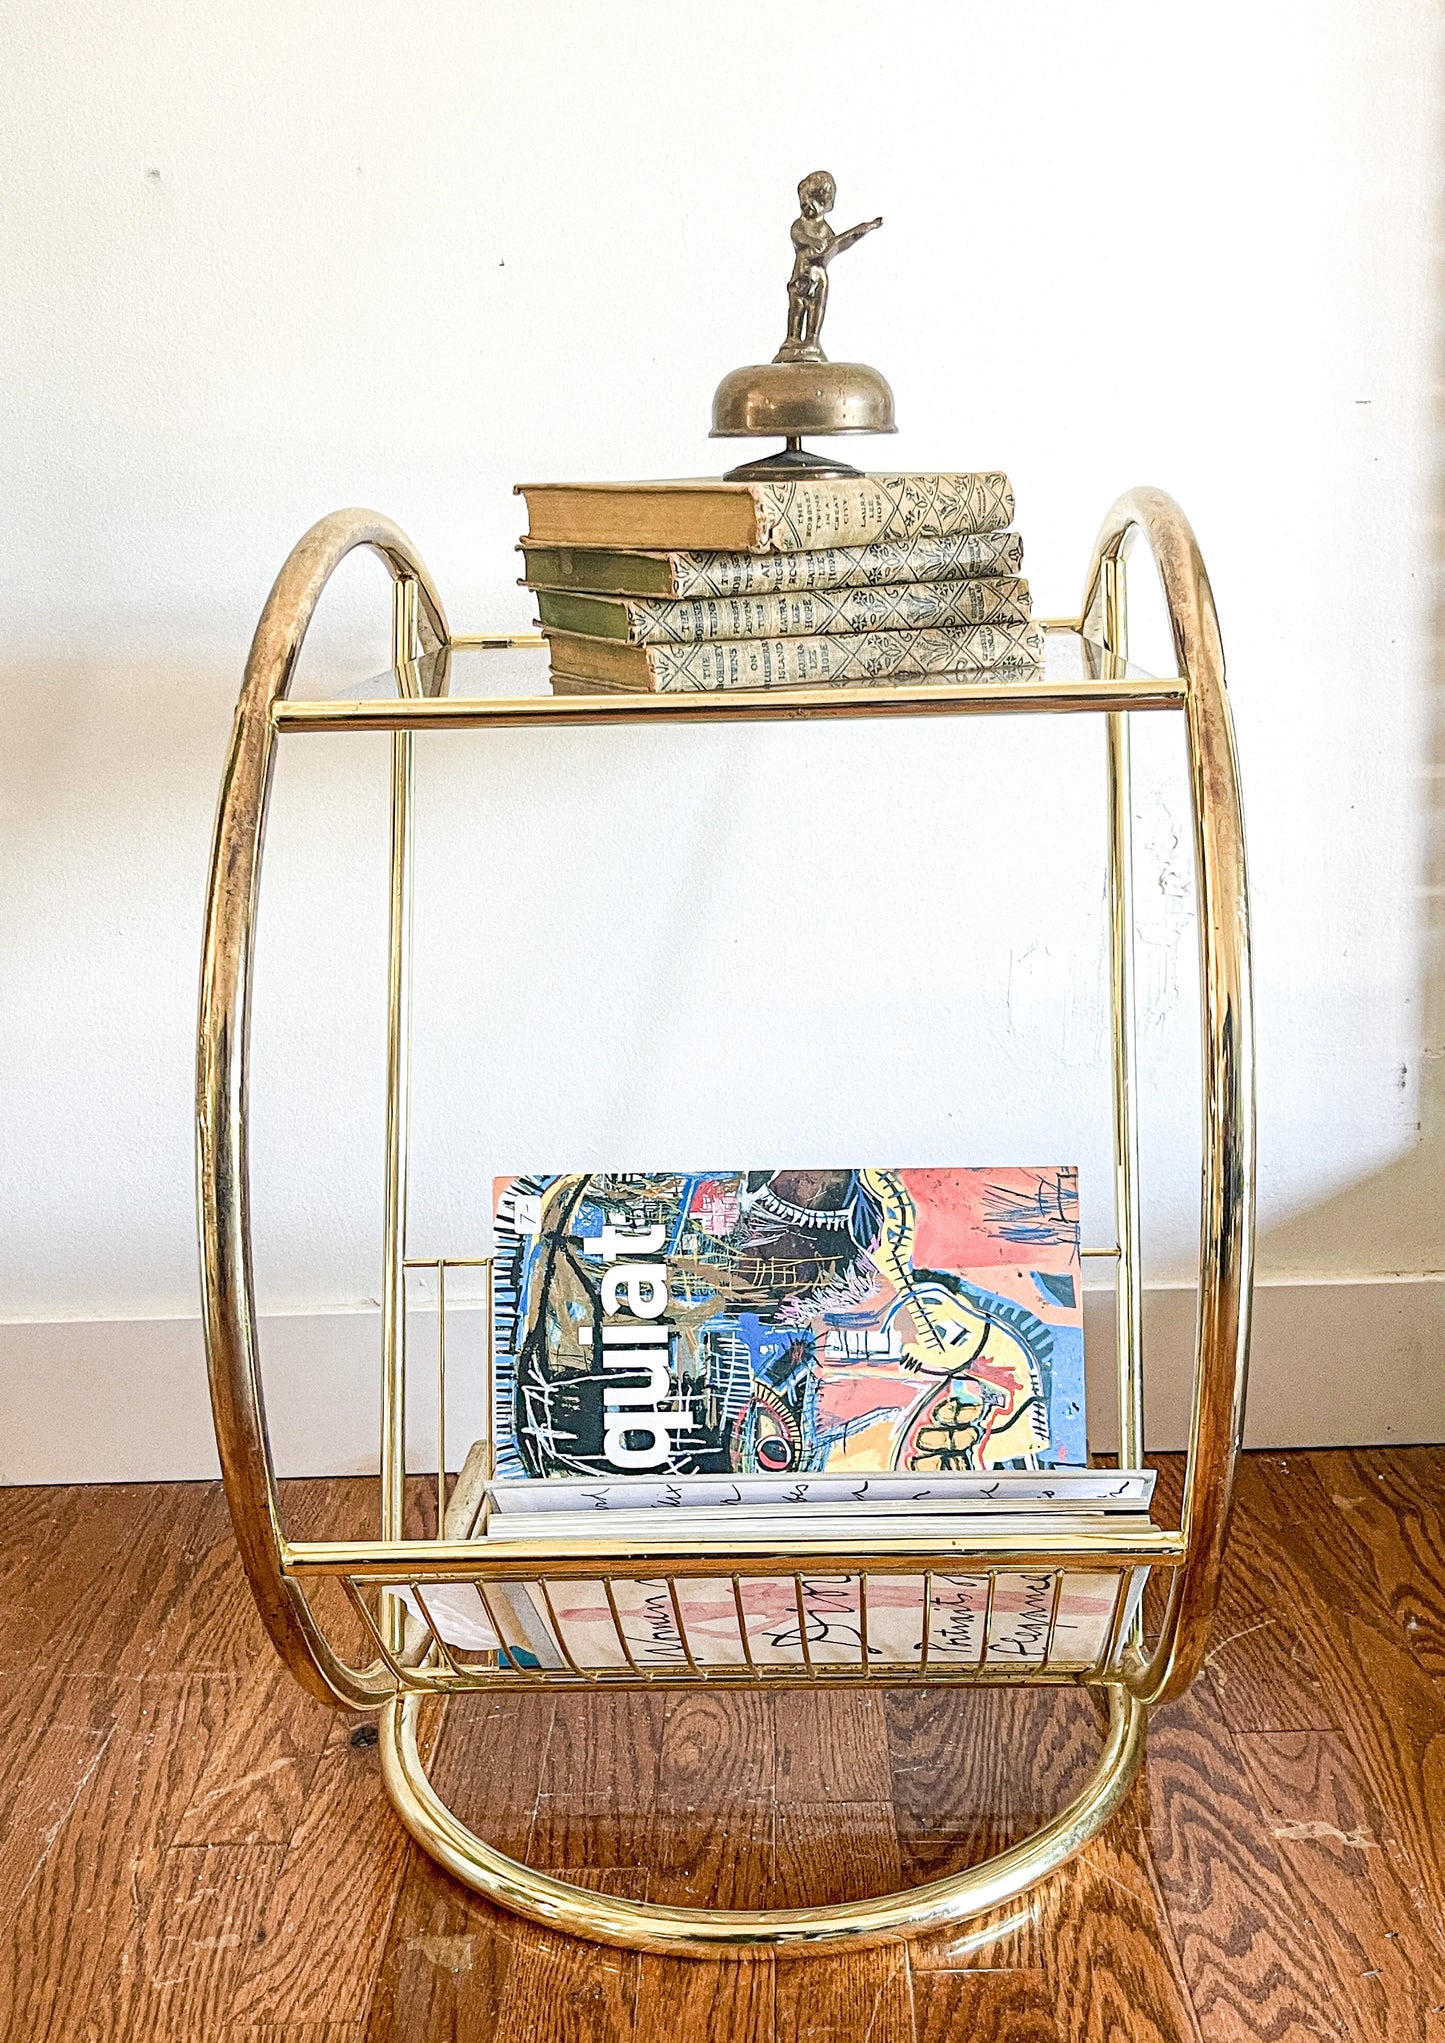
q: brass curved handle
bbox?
[197,510,449,1708]
[1084,489,1255,1707]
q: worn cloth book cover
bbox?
[491,1167,1086,1483]
[515,473,1014,554]
[534,576,1031,646]
[544,617,1045,691]
[519,530,1025,600]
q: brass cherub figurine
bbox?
[775,171,883,365]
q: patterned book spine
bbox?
[669,529,1023,598]
[640,619,1045,691]
[752,472,1014,552]
[619,577,1031,644]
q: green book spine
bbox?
[522,529,1024,599]
[538,578,1032,645]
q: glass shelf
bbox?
[276,626,1178,734]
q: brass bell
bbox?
[710,171,896,482]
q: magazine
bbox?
[491,1166,1087,1482]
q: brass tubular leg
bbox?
[1103,555,1146,1490]
[196,512,447,1709]
[379,1681,1146,1958]
[381,578,421,1649]
[1083,492,1255,1709]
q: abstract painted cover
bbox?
[491,1167,1086,1481]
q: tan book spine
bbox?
[613,577,1031,645]
[517,472,1014,552]
[667,528,1023,598]
[546,619,1045,691]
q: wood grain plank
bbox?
[769,1806,913,2042]
[885,1685,1101,1845]
[0,1484,185,1672]
[913,1968,1058,2043]
[489,1868,645,2042]
[1226,1454,1445,1937]
[1236,1728,1445,2043]
[173,1657,337,1846]
[657,1688,776,1809]
[1143,1679,1345,2040]
[225,1716,412,2028]
[1201,1546,1337,1737]
[430,1691,556,1862]
[885,1685,1102,1979]
[1313,1448,1445,1684]
[773,1941,913,2043]
[633,1953,776,2043]
[362,1846,516,2043]
[80,1841,286,2041]
[773,1687,893,1803]
[1140,1452,1335,1738]
[0,1485,94,1615]
[772,1800,902,1907]
[1040,1777,1203,2043]
[0,1669,117,1916]
[223,2027,365,2041]
[0,1674,233,2043]
[649,1690,776,1907]
[544,1689,666,1808]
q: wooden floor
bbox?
[2,1450,1445,2040]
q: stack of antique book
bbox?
[514,471,1043,692]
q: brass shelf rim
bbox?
[271,675,1188,734]
[281,1531,1185,1577]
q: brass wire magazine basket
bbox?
[196,487,1253,1955]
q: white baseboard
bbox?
[3,1274,1443,1485]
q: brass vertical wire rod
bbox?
[602,1578,641,1672]
[1041,1570,1066,1673]
[436,1261,448,1534]
[408,1585,463,1679]
[793,1576,815,1676]
[1103,551,1146,1638]
[342,1578,412,1686]
[1100,1569,1131,1675]
[667,1578,702,1674]
[537,1580,593,1681]
[473,1578,536,1683]
[380,575,421,1653]
[731,1575,757,1670]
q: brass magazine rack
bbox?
[197,487,1253,1957]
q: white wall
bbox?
[2,0,1440,1477]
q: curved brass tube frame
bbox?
[196,489,1252,1949]
[197,509,448,1708]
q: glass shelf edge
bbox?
[273,676,1186,733]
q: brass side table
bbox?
[197,488,1253,1956]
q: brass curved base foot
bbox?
[378,1683,1146,1959]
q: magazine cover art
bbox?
[491,1167,1085,1481]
